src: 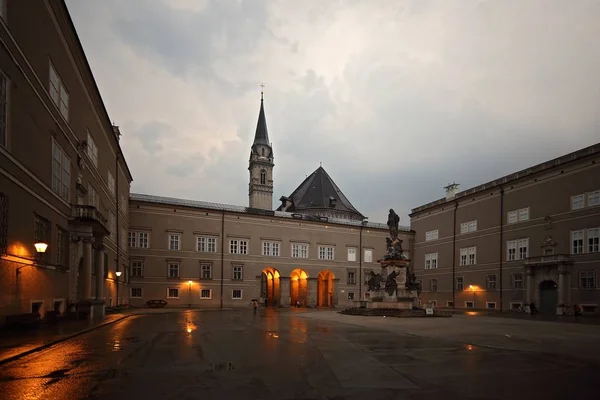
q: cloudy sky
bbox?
[66,0,600,223]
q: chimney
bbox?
[328,196,337,208]
[444,182,460,200]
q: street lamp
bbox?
[115,271,122,306]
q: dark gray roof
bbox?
[130,193,410,231]
[276,166,364,218]
[252,98,270,147]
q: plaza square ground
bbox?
[0,308,599,400]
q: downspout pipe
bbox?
[359,223,363,301]
[499,187,505,312]
[452,201,458,309]
[220,210,225,309]
[115,152,121,303]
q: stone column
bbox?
[279,277,291,307]
[94,242,105,300]
[525,268,534,304]
[307,278,317,307]
[332,278,340,307]
[81,236,94,300]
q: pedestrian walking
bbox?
[252,299,258,314]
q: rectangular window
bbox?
[465,301,474,308]
[430,278,438,292]
[107,171,115,196]
[487,275,497,290]
[513,273,523,289]
[108,211,116,242]
[88,184,99,209]
[507,211,518,224]
[571,194,585,210]
[34,214,50,244]
[131,261,143,277]
[588,228,600,253]
[167,263,180,278]
[589,191,600,207]
[572,230,584,254]
[486,302,496,309]
[0,69,8,148]
[460,222,468,234]
[446,301,454,308]
[230,239,248,255]
[460,248,467,265]
[128,232,136,248]
[425,230,439,241]
[425,253,438,269]
[364,249,373,263]
[169,234,181,250]
[461,221,477,233]
[167,288,179,299]
[232,289,243,299]
[139,232,149,248]
[318,246,335,260]
[347,247,356,262]
[459,247,476,265]
[86,130,98,167]
[347,292,355,300]
[201,264,212,279]
[507,240,517,261]
[518,207,529,222]
[518,238,529,260]
[0,1,5,22]
[131,288,142,298]
[51,140,71,201]
[120,194,127,213]
[232,265,243,280]
[456,277,464,291]
[196,236,217,252]
[347,271,356,284]
[579,271,596,289]
[468,220,477,232]
[292,243,309,258]
[201,289,212,299]
[262,241,280,256]
[49,61,69,120]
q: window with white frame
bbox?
[129,231,150,248]
[262,241,280,256]
[200,263,212,279]
[130,261,143,277]
[168,234,181,250]
[579,271,596,289]
[318,246,335,260]
[425,230,439,241]
[430,278,438,292]
[347,247,357,262]
[571,194,585,210]
[518,207,529,222]
[88,184,99,209]
[589,190,600,207]
[51,139,71,201]
[232,289,243,299]
[512,273,523,289]
[364,249,373,263]
[456,277,464,291]
[292,243,309,258]
[460,220,477,234]
[167,288,179,299]
[232,265,243,280]
[128,232,136,248]
[86,130,98,167]
[465,301,474,308]
[518,238,529,259]
[425,253,438,269]
[446,301,454,307]
[347,292,355,300]
[588,228,599,253]
[0,69,8,148]
[131,288,142,298]
[107,171,115,196]
[486,302,496,309]
[229,239,248,254]
[167,263,180,278]
[487,275,497,290]
[49,61,69,120]
[200,289,212,299]
[507,240,517,261]
[347,271,356,284]
[507,211,518,224]
[571,230,584,254]
[508,208,529,224]
[197,236,217,252]
[460,247,476,265]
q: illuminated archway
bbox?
[290,269,309,307]
[261,267,280,306]
[317,270,335,307]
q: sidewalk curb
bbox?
[0,314,132,366]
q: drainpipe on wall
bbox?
[499,187,505,312]
[115,152,121,305]
[220,210,225,309]
[452,201,458,309]
[359,223,364,301]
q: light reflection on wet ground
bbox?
[0,309,598,399]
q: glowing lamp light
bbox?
[34,242,48,254]
[469,285,475,291]
[115,271,122,277]
[188,280,193,285]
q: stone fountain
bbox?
[362,209,421,310]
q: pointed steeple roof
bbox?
[252,92,270,147]
[277,166,364,219]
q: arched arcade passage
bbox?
[317,270,335,307]
[261,267,280,306]
[290,269,309,307]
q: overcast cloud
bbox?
[66,0,600,224]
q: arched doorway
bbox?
[261,268,280,306]
[539,280,558,315]
[317,270,335,307]
[290,269,309,307]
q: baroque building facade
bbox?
[0,1,133,324]
[411,144,600,315]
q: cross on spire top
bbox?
[260,82,265,101]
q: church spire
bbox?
[248,83,274,210]
[252,83,270,147]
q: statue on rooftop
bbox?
[387,209,400,241]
